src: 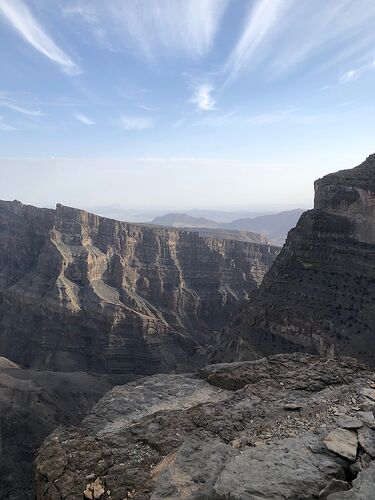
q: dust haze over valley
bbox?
[2,1,375,499]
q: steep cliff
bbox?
[0,200,278,373]
[221,153,375,366]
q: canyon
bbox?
[3,153,375,499]
[0,200,278,375]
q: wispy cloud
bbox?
[223,0,375,82]
[269,1,375,77]
[0,100,44,116]
[62,3,114,51]
[340,60,375,83]
[224,0,292,81]
[139,104,158,112]
[74,113,95,125]
[0,0,81,75]
[62,0,229,60]
[119,115,153,130]
[0,116,17,131]
[190,84,216,111]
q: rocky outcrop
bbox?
[0,200,278,374]
[218,153,375,366]
[0,361,131,500]
[35,353,375,499]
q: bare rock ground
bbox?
[35,353,375,499]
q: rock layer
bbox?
[219,153,375,366]
[34,353,375,499]
[0,200,278,374]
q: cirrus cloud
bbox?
[0,0,81,75]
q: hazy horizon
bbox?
[0,153,369,212]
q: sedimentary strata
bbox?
[0,200,278,374]
[217,153,375,367]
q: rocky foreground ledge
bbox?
[35,353,375,499]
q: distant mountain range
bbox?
[88,207,273,224]
[152,208,305,246]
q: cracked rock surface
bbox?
[35,353,375,499]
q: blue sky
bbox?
[0,0,375,211]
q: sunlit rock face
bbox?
[0,200,278,374]
[216,154,375,367]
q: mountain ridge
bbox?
[151,208,305,246]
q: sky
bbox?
[1,0,375,212]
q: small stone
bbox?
[84,488,94,500]
[84,478,106,500]
[284,403,303,411]
[336,415,363,429]
[319,478,350,499]
[323,428,358,461]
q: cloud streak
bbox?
[0,100,44,116]
[74,113,95,125]
[0,0,81,75]
[340,59,375,83]
[224,0,292,81]
[0,116,17,130]
[223,0,375,82]
[62,0,229,60]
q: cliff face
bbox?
[0,200,278,374]
[225,153,375,366]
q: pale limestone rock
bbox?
[324,428,358,461]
